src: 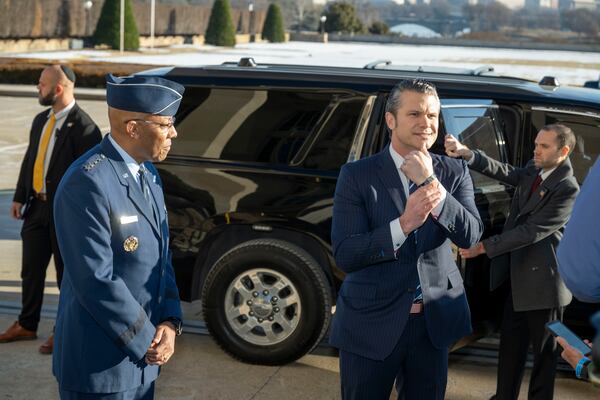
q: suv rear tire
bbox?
[201,238,332,365]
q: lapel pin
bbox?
[123,236,139,252]
[539,190,546,198]
[67,122,74,128]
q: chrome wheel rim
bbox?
[224,268,302,346]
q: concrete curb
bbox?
[0,84,105,100]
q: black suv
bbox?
[142,60,600,365]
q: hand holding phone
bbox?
[546,320,592,356]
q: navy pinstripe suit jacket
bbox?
[329,146,483,361]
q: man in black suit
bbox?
[445,124,579,400]
[0,65,102,354]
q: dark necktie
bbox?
[139,166,151,205]
[139,166,158,224]
[529,174,542,199]
[407,180,423,303]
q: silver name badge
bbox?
[120,215,139,224]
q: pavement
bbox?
[0,91,597,399]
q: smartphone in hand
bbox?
[546,320,592,355]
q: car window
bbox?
[300,98,366,171]
[172,88,333,165]
[531,109,600,185]
[441,101,506,191]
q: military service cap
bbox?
[105,74,185,116]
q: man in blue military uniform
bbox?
[52,74,185,399]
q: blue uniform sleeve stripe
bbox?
[117,309,148,347]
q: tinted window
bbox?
[531,109,600,185]
[300,98,365,171]
[441,103,505,190]
[173,88,332,165]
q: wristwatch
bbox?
[163,317,183,336]
[418,174,437,188]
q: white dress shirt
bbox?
[540,167,555,181]
[108,134,141,184]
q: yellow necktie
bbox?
[32,113,56,193]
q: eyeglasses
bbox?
[127,117,176,133]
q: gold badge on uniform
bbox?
[123,236,139,252]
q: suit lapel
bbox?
[29,110,51,164]
[47,104,78,176]
[376,146,407,215]
[414,155,442,254]
[519,159,573,217]
[101,138,160,236]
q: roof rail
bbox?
[238,57,257,67]
[539,76,560,88]
[362,62,497,77]
[471,65,494,76]
[364,60,392,69]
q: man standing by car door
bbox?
[445,124,579,400]
[330,79,483,399]
[0,65,101,354]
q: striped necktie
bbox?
[32,113,56,193]
[407,180,423,303]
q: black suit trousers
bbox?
[19,198,64,331]
[495,290,562,400]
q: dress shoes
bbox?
[39,334,53,354]
[0,321,37,342]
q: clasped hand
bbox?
[399,150,440,235]
[399,180,442,235]
[400,150,434,185]
[145,322,176,366]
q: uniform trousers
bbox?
[19,197,64,331]
[59,381,155,400]
[495,290,562,400]
[339,313,448,400]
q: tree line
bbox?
[94,0,287,49]
[92,0,600,51]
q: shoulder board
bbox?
[83,153,107,172]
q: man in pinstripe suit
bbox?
[330,79,483,399]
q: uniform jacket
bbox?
[557,157,600,304]
[329,146,483,361]
[14,104,102,213]
[471,150,579,311]
[52,135,182,393]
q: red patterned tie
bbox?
[529,174,542,199]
